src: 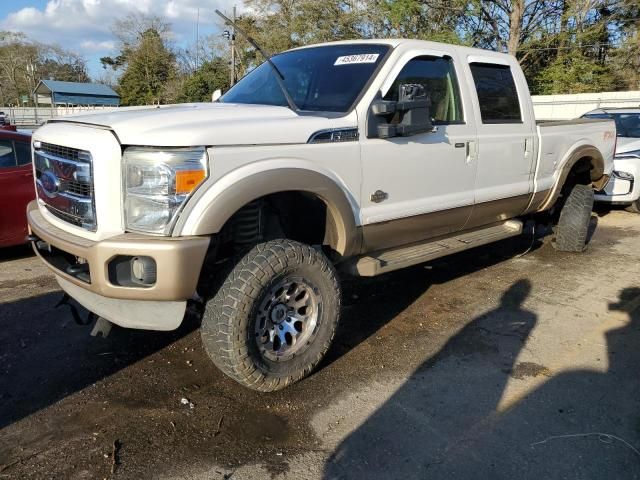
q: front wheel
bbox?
[201,239,341,392]
[553,183,594,252]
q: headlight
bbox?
[123,147,208,234]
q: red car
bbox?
[0,130,34,247]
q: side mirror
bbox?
[368,84,433,139]
[212,89,223,102]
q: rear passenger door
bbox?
[462,57,537,229]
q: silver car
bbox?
[583,108,640,213]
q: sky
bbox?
[0,0,241,78]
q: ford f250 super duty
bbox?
[27,39,614,391]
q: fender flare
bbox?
[538,144,606,212]
[176,167,360,257]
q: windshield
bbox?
[585,112,640,138]
[221,44,389,113]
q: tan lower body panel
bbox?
[27,201,210,301]
[464,194,531,230]
[353,219,523,277]
[362,205,472,252]
[361,193,533,255]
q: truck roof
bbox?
[584,107,640,115]
[287,38,516,61]
[0,129,31,142]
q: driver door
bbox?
[359,51,478,252]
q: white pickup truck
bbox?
[28,39,614,391]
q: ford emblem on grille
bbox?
[41,170,60,196]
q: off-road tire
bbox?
[625,199,640,214]
[553,183,594,252]
[201,239,341,392]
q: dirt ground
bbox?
[1,208,639,480]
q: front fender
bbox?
[175,165,360,257]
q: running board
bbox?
[352,219,523,277]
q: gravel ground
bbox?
[0,208,639,480]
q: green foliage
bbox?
[117,29,177,106]
[177,58,230,103]
[533,53,621,94]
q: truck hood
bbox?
[616,137,640,155]
[48,103,356,147]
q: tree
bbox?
[0,31,89,106]
[117,28,177,105]
[177,58,230,103]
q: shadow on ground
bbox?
[0,244,34,262]
[0,292,199,430]
[324,286,640,479]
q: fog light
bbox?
[131,256,157,285]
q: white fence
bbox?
[6,105,119,127]
[532,91,640,120]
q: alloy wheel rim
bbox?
[254,276,320,361]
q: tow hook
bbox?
[90,317,113,338]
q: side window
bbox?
[384,56,464,125]
[470,63,522,123]
[15,141,31,166]
[0,140,16,169]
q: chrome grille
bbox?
[39,142,83,161]
[34,142,96,231]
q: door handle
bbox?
[466,140,477,164]
[524,138,532,158]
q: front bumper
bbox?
[27,201,210,330]
[594,160,640,204]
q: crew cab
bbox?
[27,40,614,391]
[0,130,34,247]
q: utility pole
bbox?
[195,8,199,70]
[230,5,236,86]
[221,5,237,86]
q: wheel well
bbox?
[196,192,339,301]
[218,191,338,256]
[564,156,593,190]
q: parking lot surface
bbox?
[1,209,639,479]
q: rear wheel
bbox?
[553,183,594,252]
[201,239,341,392]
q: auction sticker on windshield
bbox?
[334,54,380,66]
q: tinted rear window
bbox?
[470,63,522,124]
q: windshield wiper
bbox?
[215,9,298,112]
